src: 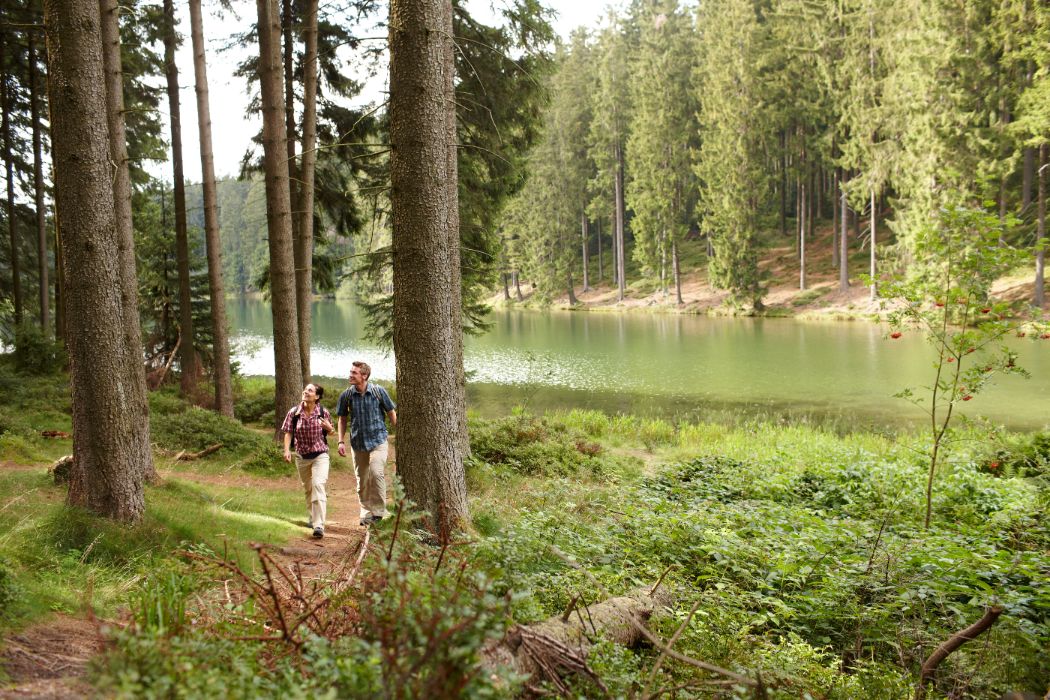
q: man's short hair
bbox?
[352,360,371,379]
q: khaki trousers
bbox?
[353,441,388,519]
[295,452,329,529]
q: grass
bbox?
[2,361,1047,697]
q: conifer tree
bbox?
[627,0,696,303]
[694,0,768,309]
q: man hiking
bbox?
[336,361,397,526]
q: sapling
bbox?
[879,206,1046,529]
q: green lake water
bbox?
[230,298,1050,430]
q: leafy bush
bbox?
[469,412,632,478]
[0,557,22,618]
[150,392,270,454]
[12,323,66,375]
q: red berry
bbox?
[966,347,975,354]
[890,331,902,339]
[989,461,1000,469]
[1017,332,1026,338]
[962,395,973,401]
[1041,333,1050,340]
[935,302,945,308]
[980,308,990,313]
[946,357,955,363]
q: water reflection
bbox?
[230,300,1050,430]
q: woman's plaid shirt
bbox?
[281,403,330,455]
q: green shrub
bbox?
[469,412,626,478]
[150,401,269,454]
[12,323,65,375]
[0,557,23,618]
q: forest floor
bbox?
[0,450,384,699]
[492,224,1047,318]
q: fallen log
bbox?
[483,587,671,694]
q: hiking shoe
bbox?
[312,526,324,539]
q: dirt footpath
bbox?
[1,447,394,698]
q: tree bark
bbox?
[163,0,198,397]
[101,0,157,484]
[389,0,468,539]
[566,270,578,305]
[29,31,49,334]
[189,0,235,417]
[294,0,319,382]
[502,272,510,300]
[256,0,303,431]
[1,33,22,327]
[45,0,150,521]
[513,270,523,301]
[1035,143,1046,308]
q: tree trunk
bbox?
[672,240,682,305]
[389,0,468,539]
[869,189,876,301]
[514,270,523,301]
[1035,143,1046,308]
[831,166,839,269]
[283,0,309,381]
[580,212,590,292]
[189,0,235,417]
[839,183,849,292]
[597,217,603,281]
[1,38,22,327]
[295,0,320,382]
[101,0,157,484]
[780,129,787,236]
[45,0,150,521]
[799,180,806,291]
[29,31,49,334]
[163,0,198,397]
[256,0,303,431]
[502,272,510,300]
[566,270,578,305]
[614,144,626,302]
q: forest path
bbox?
[0,444,393,698]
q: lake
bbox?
[230,298,1050,430]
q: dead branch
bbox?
[914,606,1004,700]
[148,333,181,389]
[174,443,223,461]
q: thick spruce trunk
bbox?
[189,0,235,417]
[163,0,198,396]
[256,0,303,431]
[101,0,157,484]
[45,0,150,520]
[29,32,49,334]
[295,0,320,382]
[389,0,468,538]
